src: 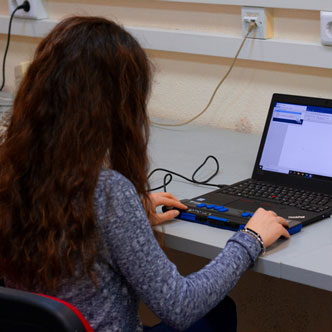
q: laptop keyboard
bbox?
[219,179,332,213]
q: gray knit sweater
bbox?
[10,169,261,331]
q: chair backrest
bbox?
[0,286,94,332]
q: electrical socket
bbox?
[8,0,48,20]
[241,7,273,39]
[320,11,332,46]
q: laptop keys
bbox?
[220,180,332,212]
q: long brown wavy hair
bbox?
[0,16,152,292]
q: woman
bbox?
[0,16,289,331]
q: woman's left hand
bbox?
[149,192,187,226]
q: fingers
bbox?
[159,198,187,210]
[150,192,187,210]
[269,214,290,238]
[268,210,277,216]
[152,210,180,225]
[277,216,289,227]
[281,226,291,238]
[148,192,187,226]
[248,208,291,247]
[255,207,266,214]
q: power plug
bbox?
[8,0,48,20]
[241,7,273,39]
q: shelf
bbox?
[1,16,332,70]
[156,0,332,11]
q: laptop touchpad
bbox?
[227,198,276,211]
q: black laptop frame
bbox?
[251,93,332,195]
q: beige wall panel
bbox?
[148,50,332,133]
[45,1,241,34]
[273,8,320,42]
[0,35,39,93]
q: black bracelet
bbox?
[240,227,266,254]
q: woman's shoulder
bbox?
[94,168,140,212]
[97,168,135,194]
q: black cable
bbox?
[192,155,219,184]
[162,174,172,192]
[148,155,225,192]
[0,1,30,92]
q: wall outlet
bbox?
[241,7,273,39]
[8,0,48,20]
[320,11,332,46]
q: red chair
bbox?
[0,286,94,332]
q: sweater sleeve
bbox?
[95,170,261,330]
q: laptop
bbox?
[169,93,332,235]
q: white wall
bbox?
[1,1,332,134]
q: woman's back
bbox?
[5,170,144,331]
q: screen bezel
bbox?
[252,93,332,194]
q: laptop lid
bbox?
[252,93,332,195]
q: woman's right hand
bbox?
[245,208,290,248]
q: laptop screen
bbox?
[258,100,332,180]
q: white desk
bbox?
[149,124,332,292]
